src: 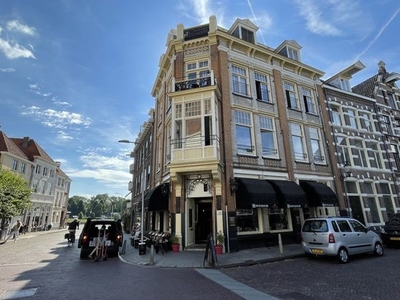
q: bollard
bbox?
[150,244,154,265]
[278,233,283,255]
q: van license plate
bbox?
[390,237,400,241]
[311,248,324,255]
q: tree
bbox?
[67,195,87,216]
[0,169,32,224]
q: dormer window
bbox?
[232,26,255,44]
[287,48,299,61]
[340,78,351,91]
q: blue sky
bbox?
[0,0,399,198]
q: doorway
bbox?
[195,202,212,243]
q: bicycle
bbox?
[65,230,76,247]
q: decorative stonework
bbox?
[238,156,259,165]
[184,45,209,57]
[263,158,282,168]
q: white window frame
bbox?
[309,127,325,163]
[287,47,299,61]
[301,87,316,114]
[232,65,248,96]
[260,115,277,157]
[235,110,254,155]
[284,82,299,110]
[255,72,271,102]
[290,122,307,161]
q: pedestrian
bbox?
[5,220,22,243]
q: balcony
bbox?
[173,71,216,92]
[128,181,133,191]
[171,135,220,163]
[129,163,134,174]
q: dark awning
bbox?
[267,180,308,208]
[144,184,169,211]
[236,178,278,209]
[300,181,338,207]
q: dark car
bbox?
[381,213,400,247]
[78,218,123,259]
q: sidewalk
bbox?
[3,229,305,268]
[118,233,305,268]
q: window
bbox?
[185,60,210,87]
[35,165,41,174]
[284,82,299,109]
[365,197,380,223]
[287,47,299,61]
[50,169,54,177]
[343,108,357,128]
[232,26,255,43]
[269,208,289,230]
[20,162,26,173]
[45,182,52,195]
[331,107,342,125]
[38,180,45,194]
[337,220,352,232]
[302,87,316,114]
[388,93,397,109]
[260,116,276,157]
[232,65,248,95]
[340,78,351,91]
[290,123,307,161]
[32,179,38,192]
[335,136,350,165]
[12,160,18,170]
[235,110,253,154]
[351,139,368,167]
[236,209,259,232]
[309,127,324,163]
[366,141,382,169]
[359,111,373,131]
[43,167,48,176]
[255,73,270,102]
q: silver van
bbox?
[301,217,384,263]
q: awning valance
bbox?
[267,180,308,208]
[300,181,338,207]
[236,178,278,209]
[142,184,169,211]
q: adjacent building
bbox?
[0,132,71,232]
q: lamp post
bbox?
[340,164,352,217]
[119,138,145,254]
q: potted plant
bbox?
[215,231,224,255]
[170,235,180,252]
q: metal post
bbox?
[278,233,283,255]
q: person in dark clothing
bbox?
[67,219,79,244]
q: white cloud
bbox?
[0,67,15,72]
[6,20,36,36]
[294,0,341,36]
[21,106,92,129]
[0,38,35,59]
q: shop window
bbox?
[236,209,259,233]
[269,208,288,230]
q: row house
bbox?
[0,132,71,231]
[145,16,339,252]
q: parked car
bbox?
[301,217,384,263]
[381,213,400,247]
[78,218,123,259]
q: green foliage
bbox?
[0,169,32,220]
[78,211,84,219]
[216,231,224,245]
[170,235,179,244]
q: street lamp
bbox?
[340,163,352,217]
[118,140,137,144]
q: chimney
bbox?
[22,137,30,150]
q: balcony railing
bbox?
[173,71,216,92]
[171,134,220,162]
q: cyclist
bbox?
[67,219,79,244]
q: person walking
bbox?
[5,220,22,243]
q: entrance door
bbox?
[195,202,212,243]
[187,199,195,245]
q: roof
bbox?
[0,131,29,160]
[11,137,55,164]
